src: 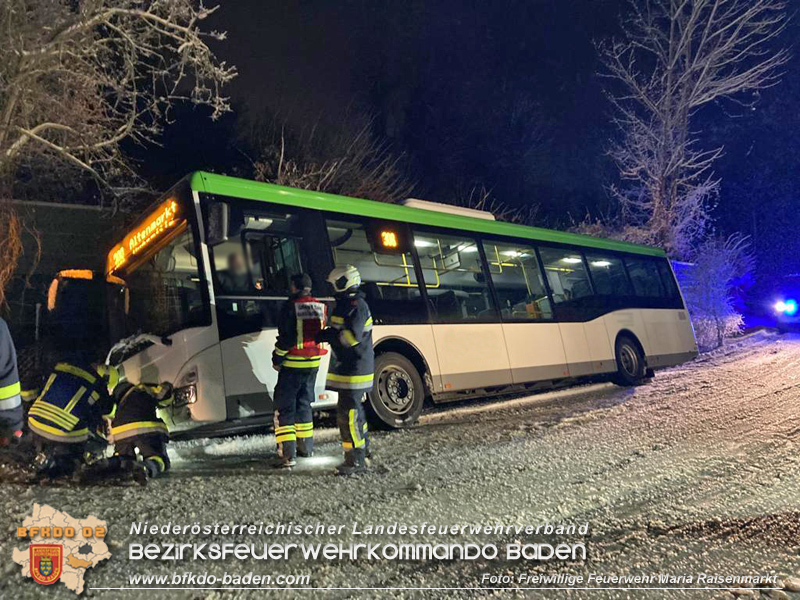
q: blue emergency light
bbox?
[775,299,798,315]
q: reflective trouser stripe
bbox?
[295,422,313,438]
[0,381,21,400]
[349,409,365,448]
[331,316,344,324]
[28,418,88,443]
[0,394,21,410]
[326,374,374,390]
[275,425,296,443]
[147,455,167,473]
[326,373,373,383]
[111,421,168,441]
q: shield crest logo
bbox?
[30,544,62,585]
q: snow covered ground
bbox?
[3,331,800,599]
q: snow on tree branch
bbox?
[597,0,788,258]
[0,0,237,192]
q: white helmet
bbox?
[327,265,361,293]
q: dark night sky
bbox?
[145,0,800,272]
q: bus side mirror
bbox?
[206,202,229,246]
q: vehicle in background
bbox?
[101,172,698,437]
[772,274,800,332]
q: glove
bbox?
[315,328,337,344]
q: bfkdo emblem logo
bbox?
[30,544,63,585]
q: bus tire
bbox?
[613,335,646,386]
[367,352,425,429]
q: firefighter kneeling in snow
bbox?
[317,265,374,476]
[108,381,173,484]
[272,273,327,469]
[28,363,117,478]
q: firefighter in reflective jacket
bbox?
[0,318,23,446]
[317,265,374,476]
[109,381,173,484]
[28,363,117,477]
[271,273,327,469]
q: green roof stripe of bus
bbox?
[189,171,666,258]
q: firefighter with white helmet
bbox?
[317,264,374,475]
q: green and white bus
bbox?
[103,172,697,434]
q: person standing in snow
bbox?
[271,273,327,469]
[316,265,374,476]
[0,317,23,447]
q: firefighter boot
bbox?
[336,448,368,476]
[272,437,297,469]
[297,436,313,458]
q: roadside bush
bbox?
[681,234,754,351]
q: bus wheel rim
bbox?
[377,367,414,415]
[620,345,638,376]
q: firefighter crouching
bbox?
[0,317,23,447]
[317,265,374,476]
[27,363,117,478]
[272,273,327,469]
[106,381,174,484]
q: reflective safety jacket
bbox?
[325,291,375,392]
[28,363,113,444]
[111,382,171,442]
[272,293,328,370]
[0,318,22,435]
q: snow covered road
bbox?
[3,331,800,599]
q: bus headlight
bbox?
[174,384,197,407]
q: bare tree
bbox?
[599,0,788,258]
[0,202,23,310]
[250,114,413,204]
[454,183,541,227]
[0,0,236,193]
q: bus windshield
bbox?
[106,186,209,340]
[121,224,207,338]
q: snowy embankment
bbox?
[2,331,800,599]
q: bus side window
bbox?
[325,219,426,324]
[482,240,552,320]
[586,253,632,296]
[538,247,594,305]
[656,259,681,299]
[625,257,666,298]
[413,231,498,322]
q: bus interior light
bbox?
[562,257,582,264]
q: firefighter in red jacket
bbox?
[271,273,327,469]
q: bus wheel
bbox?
[613,336,646,386]
[367,352,425,429]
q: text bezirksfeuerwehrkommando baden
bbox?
[128,521,590,562]
[129,521,588,538]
